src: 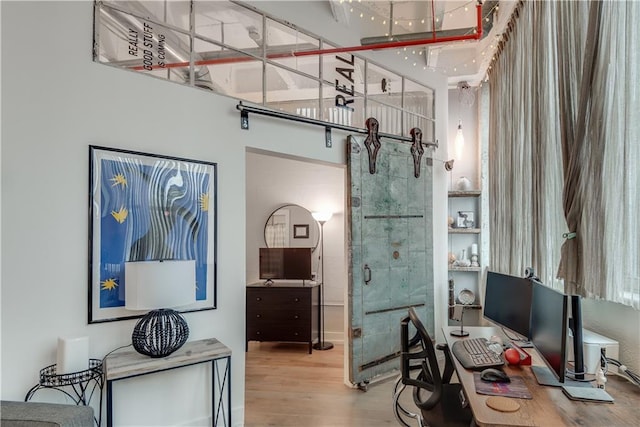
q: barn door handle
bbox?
[364,264,372,285]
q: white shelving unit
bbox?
[448,190,482,325]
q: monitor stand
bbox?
[562,385,614,402]
[531,366,592,388]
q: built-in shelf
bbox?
[449,304,482,309]
[448,228,481,234]
[448,190,481,198]
[449,266,481,272]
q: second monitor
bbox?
[483,270,533,343]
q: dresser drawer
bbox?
[247,310,311,323]
[247,289,310,307]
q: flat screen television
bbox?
[483,271,533,341]
[259,247,313,281]
[530,281,569,384]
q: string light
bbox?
[337,0,503,78]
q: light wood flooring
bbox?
[244,342,420,427]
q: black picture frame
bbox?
[293,224,310,239]
[88,145,217,323]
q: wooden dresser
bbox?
[246,282,320,353]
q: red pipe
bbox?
[131,3,483,71]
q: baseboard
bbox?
[324,331,344,344]
[181,416,210,426]
[180,408,243,427]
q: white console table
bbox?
[104,338,231,427]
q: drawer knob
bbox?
[256,331,261,335]
[256,297,262,301]
[294,298,300,302]
[294,315,299,319]
[256,314,261,318]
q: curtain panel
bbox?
[488,0,565,289]
[488,0,639,309]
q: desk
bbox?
[443,326,639,426]
[104,338,231,427]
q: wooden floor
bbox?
[244,342,419,427]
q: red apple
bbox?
[504,348,521,365]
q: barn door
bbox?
[347,122,434,387]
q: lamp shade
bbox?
[125,260,196,310]
[312,211,333,223]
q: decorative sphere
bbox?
[447,216,454,227]
[131,309,189,358]
[448,252,457,264]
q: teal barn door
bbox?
[347,129,434,387]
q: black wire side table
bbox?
[25,358,104,427]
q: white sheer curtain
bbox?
[489,0,640,309]
[488,0,565,289]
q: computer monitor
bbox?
[530,281,569,384]
[259,247,313,281]
[483,271,533,341]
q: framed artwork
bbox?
[89,145,217,323]
[293,224,309,239]
[456,211,475,228]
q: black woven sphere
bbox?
[131,309,189,358]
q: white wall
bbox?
[1,1,450,425]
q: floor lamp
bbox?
[312,211,333,351]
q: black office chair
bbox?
[392,307,473,427]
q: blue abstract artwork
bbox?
[89,146,217,323]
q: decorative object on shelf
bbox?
[125,260,196,358]
[447,216,454,228]
[457,289,476,305]
[448,278,456,319]
[455,176,472,191]
[89,146,217,324]
[448,252,457,265]
[56,336,89,375]
[454,249,471,267]
[457,211,475,228]
[471,243,479,267]
[312,211,334,351]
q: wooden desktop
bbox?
[443,326,639,426]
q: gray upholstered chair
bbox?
[0,401,94,427]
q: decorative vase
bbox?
[455,176,472,191]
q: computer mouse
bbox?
[480,368,511,383]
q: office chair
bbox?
[392,307,473,427]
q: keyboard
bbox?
[451,337,504,370]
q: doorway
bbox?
[245,148,348,357]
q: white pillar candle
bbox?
[56,336,89,375]
[471,243,478,255]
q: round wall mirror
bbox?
[264,204,320,250]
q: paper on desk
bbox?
[473,372,533,399]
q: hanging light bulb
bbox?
[454,120,465,162]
